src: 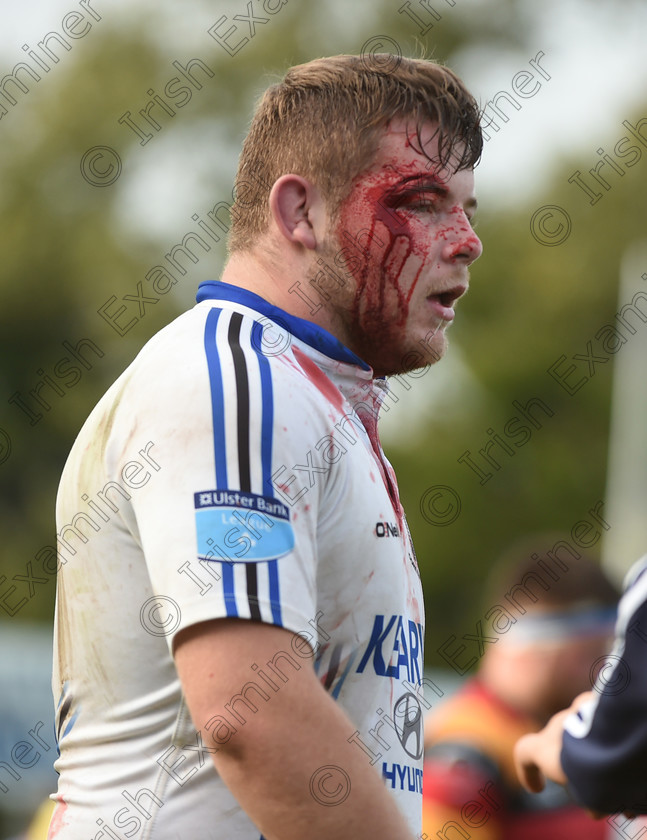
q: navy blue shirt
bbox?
[562,555,647,813]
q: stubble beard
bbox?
[307,239,451,376]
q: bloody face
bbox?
[331,120,482,377]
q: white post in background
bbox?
[601,240,647,585]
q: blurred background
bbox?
[1,0,646,833]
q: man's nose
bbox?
[443,213,483,264]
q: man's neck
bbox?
[220,249,355,351]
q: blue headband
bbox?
[504,604,617,644]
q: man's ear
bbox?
[269,175,325,251]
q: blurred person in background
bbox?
[422,539,625,839]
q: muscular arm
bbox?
[174,618,416,840]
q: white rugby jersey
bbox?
[50,281,425,839]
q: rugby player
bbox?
[50,54,482,839]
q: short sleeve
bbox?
[117,305,323,652]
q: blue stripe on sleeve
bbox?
[331,649,358,700]
[203,308,238,616]
[221,563,239,618]
[267,559,282,625]
[251,321,283,627]
[203,308,228,489]
[251,321,275,499]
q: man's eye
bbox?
[396,195,437,213]
[410,200,436,211]
[390,187,439,206]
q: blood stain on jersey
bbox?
[292,346,346,413]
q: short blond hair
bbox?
[228,53,482,253]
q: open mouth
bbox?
[427,285,467,320]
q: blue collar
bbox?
[196,280,370,371]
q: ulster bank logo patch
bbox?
[194,490,294,562]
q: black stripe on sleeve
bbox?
[246,563,262,621]
[228,312,265,622]
[228,312,251,493]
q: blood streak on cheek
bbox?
[337,168,431,342]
